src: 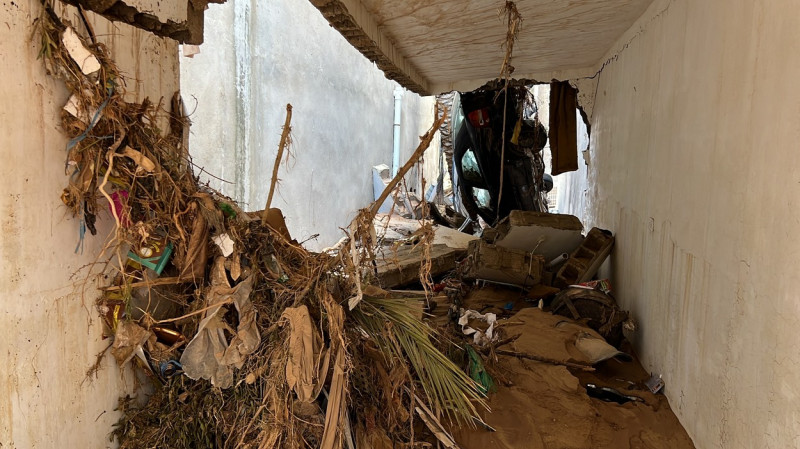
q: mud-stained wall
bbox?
[182,0,435,251]
[0,3,179,448]
[559,0,800,447]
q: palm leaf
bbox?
[351,296,486,424]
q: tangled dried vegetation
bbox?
[36,4,486,448]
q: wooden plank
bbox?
[374,244,463,288]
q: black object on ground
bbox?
[585,383,643,405]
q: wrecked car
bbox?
[450,82,552,225]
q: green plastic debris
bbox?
[127,241,174,275]
[466,345,495,394]
[219,202,237,218]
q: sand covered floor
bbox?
[451,291,695,449]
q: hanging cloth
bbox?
[549,81,579,175]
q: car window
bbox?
[461,149,483,184]
[472,187,491,209]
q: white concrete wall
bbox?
[0,3,179,448]
[560,0,800,447]
[181,0,434,250]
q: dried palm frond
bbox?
[350,296,486,425]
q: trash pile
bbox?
[36,7,694,449]
[37,9,487,448]
[370,213,696,448]
[371,210,631,360]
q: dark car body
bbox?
[451,84,551,225]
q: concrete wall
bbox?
[399,90,440,199]
[559,0,800,447]
[0,3,179,448]
[181,0,435,250]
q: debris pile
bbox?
[37,7,694,449]
[370,211,696,448]
[38,9,485,449]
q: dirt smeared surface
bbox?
[452,307,695,449]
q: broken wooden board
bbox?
[492,210,584,262]
[374,243,464,288]
[465,240,545,287]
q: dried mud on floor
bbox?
[451,288,695,449]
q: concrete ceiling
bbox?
[310,0,654,94]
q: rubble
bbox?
[375,243,463,289]
[553,227,615,288]
[374,213,477,250]
[491,210,584,261]
[36,8,694,449]
[465,240,545,287]
[38,10,487,447]
[551,286,633,347]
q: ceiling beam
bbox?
[310,0,430,95]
